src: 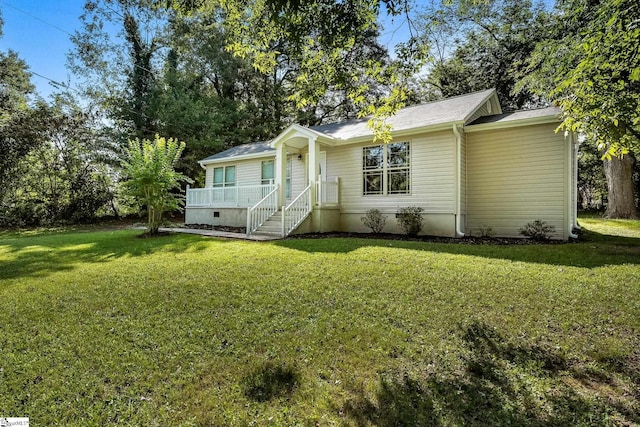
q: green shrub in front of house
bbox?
[361,208,386,233]
[396,206,424,236]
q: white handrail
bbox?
[186,184,275,208]
[246,185,279,235]
[282,184,312,237]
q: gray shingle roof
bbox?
[468,106,560,126]
[310,88,497,139]
[200,140,274,163]
[200,89,499,162]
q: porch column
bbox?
[275,142,287,207]
[308,136,319,205]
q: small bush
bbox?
[478,225,495,238]
[519,220,556,240]
[361,208,386,233]
[396,206,424,236]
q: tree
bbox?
[121,135,191,234]
[167,0,425,139]
[417,0,549,109]
[520,0,639,218]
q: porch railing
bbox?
[316,177,339,206]
[246,185,279,235]
[282,184,312,237]
[186,183,275,208]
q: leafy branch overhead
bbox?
[168,0,430,142]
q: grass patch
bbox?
[0,219,639,425]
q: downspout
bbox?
[452,124,465,237]
[567,132,579,239]
[573,134,581,231]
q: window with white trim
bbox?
[261,160,274,185]
[363,142,410,195]
[213,165,236,187]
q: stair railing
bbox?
[281,184,312,237]
[246,185,278,236]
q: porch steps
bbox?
[252,210,284,237]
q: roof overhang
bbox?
[198,150,276,167]
[464,114,561,133]
[329,121,464,145]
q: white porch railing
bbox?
[282,184,312,237]
[246,185,279,235]
[186,184,275,208]
[316,177,339,206]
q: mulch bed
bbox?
[181,224,576,245]
[286,232,572,245]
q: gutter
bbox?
[452,124,465,237]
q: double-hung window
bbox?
[213,165,236,187]
[261,160,274,185]
[362,142,410,195]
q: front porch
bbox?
[185,178,340,238]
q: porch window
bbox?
[213,165,236,187]
[261,160,274,185]
[362,142,410,195]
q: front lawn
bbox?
[1,219,639,425]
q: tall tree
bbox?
[520,0,639,218]
[69,0,166,140]
[417,0,549,109]
[168,0,425,139]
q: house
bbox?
[185,89,579,239]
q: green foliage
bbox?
[521,0,640,155]
[122,135,191,234]
[419,0,549,109]
[478,224,495,238]
[396,206,424,236]
[518,219,556,240]
[169,0,426,141]
[361,208,387,233]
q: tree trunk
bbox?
[603,153,638,219]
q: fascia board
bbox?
[464,115,560,133]
[330,122,460,146]
[198,150,276,167]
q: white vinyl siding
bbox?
[466,123,568,238]
[326,130,456,213]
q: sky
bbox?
[0,0,555,100]
[0,0,87,98]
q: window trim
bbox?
[212,165,236,188]
[362,142,410,196]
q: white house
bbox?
[185,89,579,239]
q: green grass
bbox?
[1,219,639,426]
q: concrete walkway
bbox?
[160,227,280,241]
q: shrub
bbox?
[519,220,556,240]
[478,224,495,238]
[361,208,386,233]
[396,206,424,236]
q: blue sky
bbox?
[0,0,86,98]
[1,0,555,100]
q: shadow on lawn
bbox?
[0,230,212,281]
[340,321,640,426]
[275,229,640,268]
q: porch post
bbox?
[275,142,287,207]
[308,136,319,206]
